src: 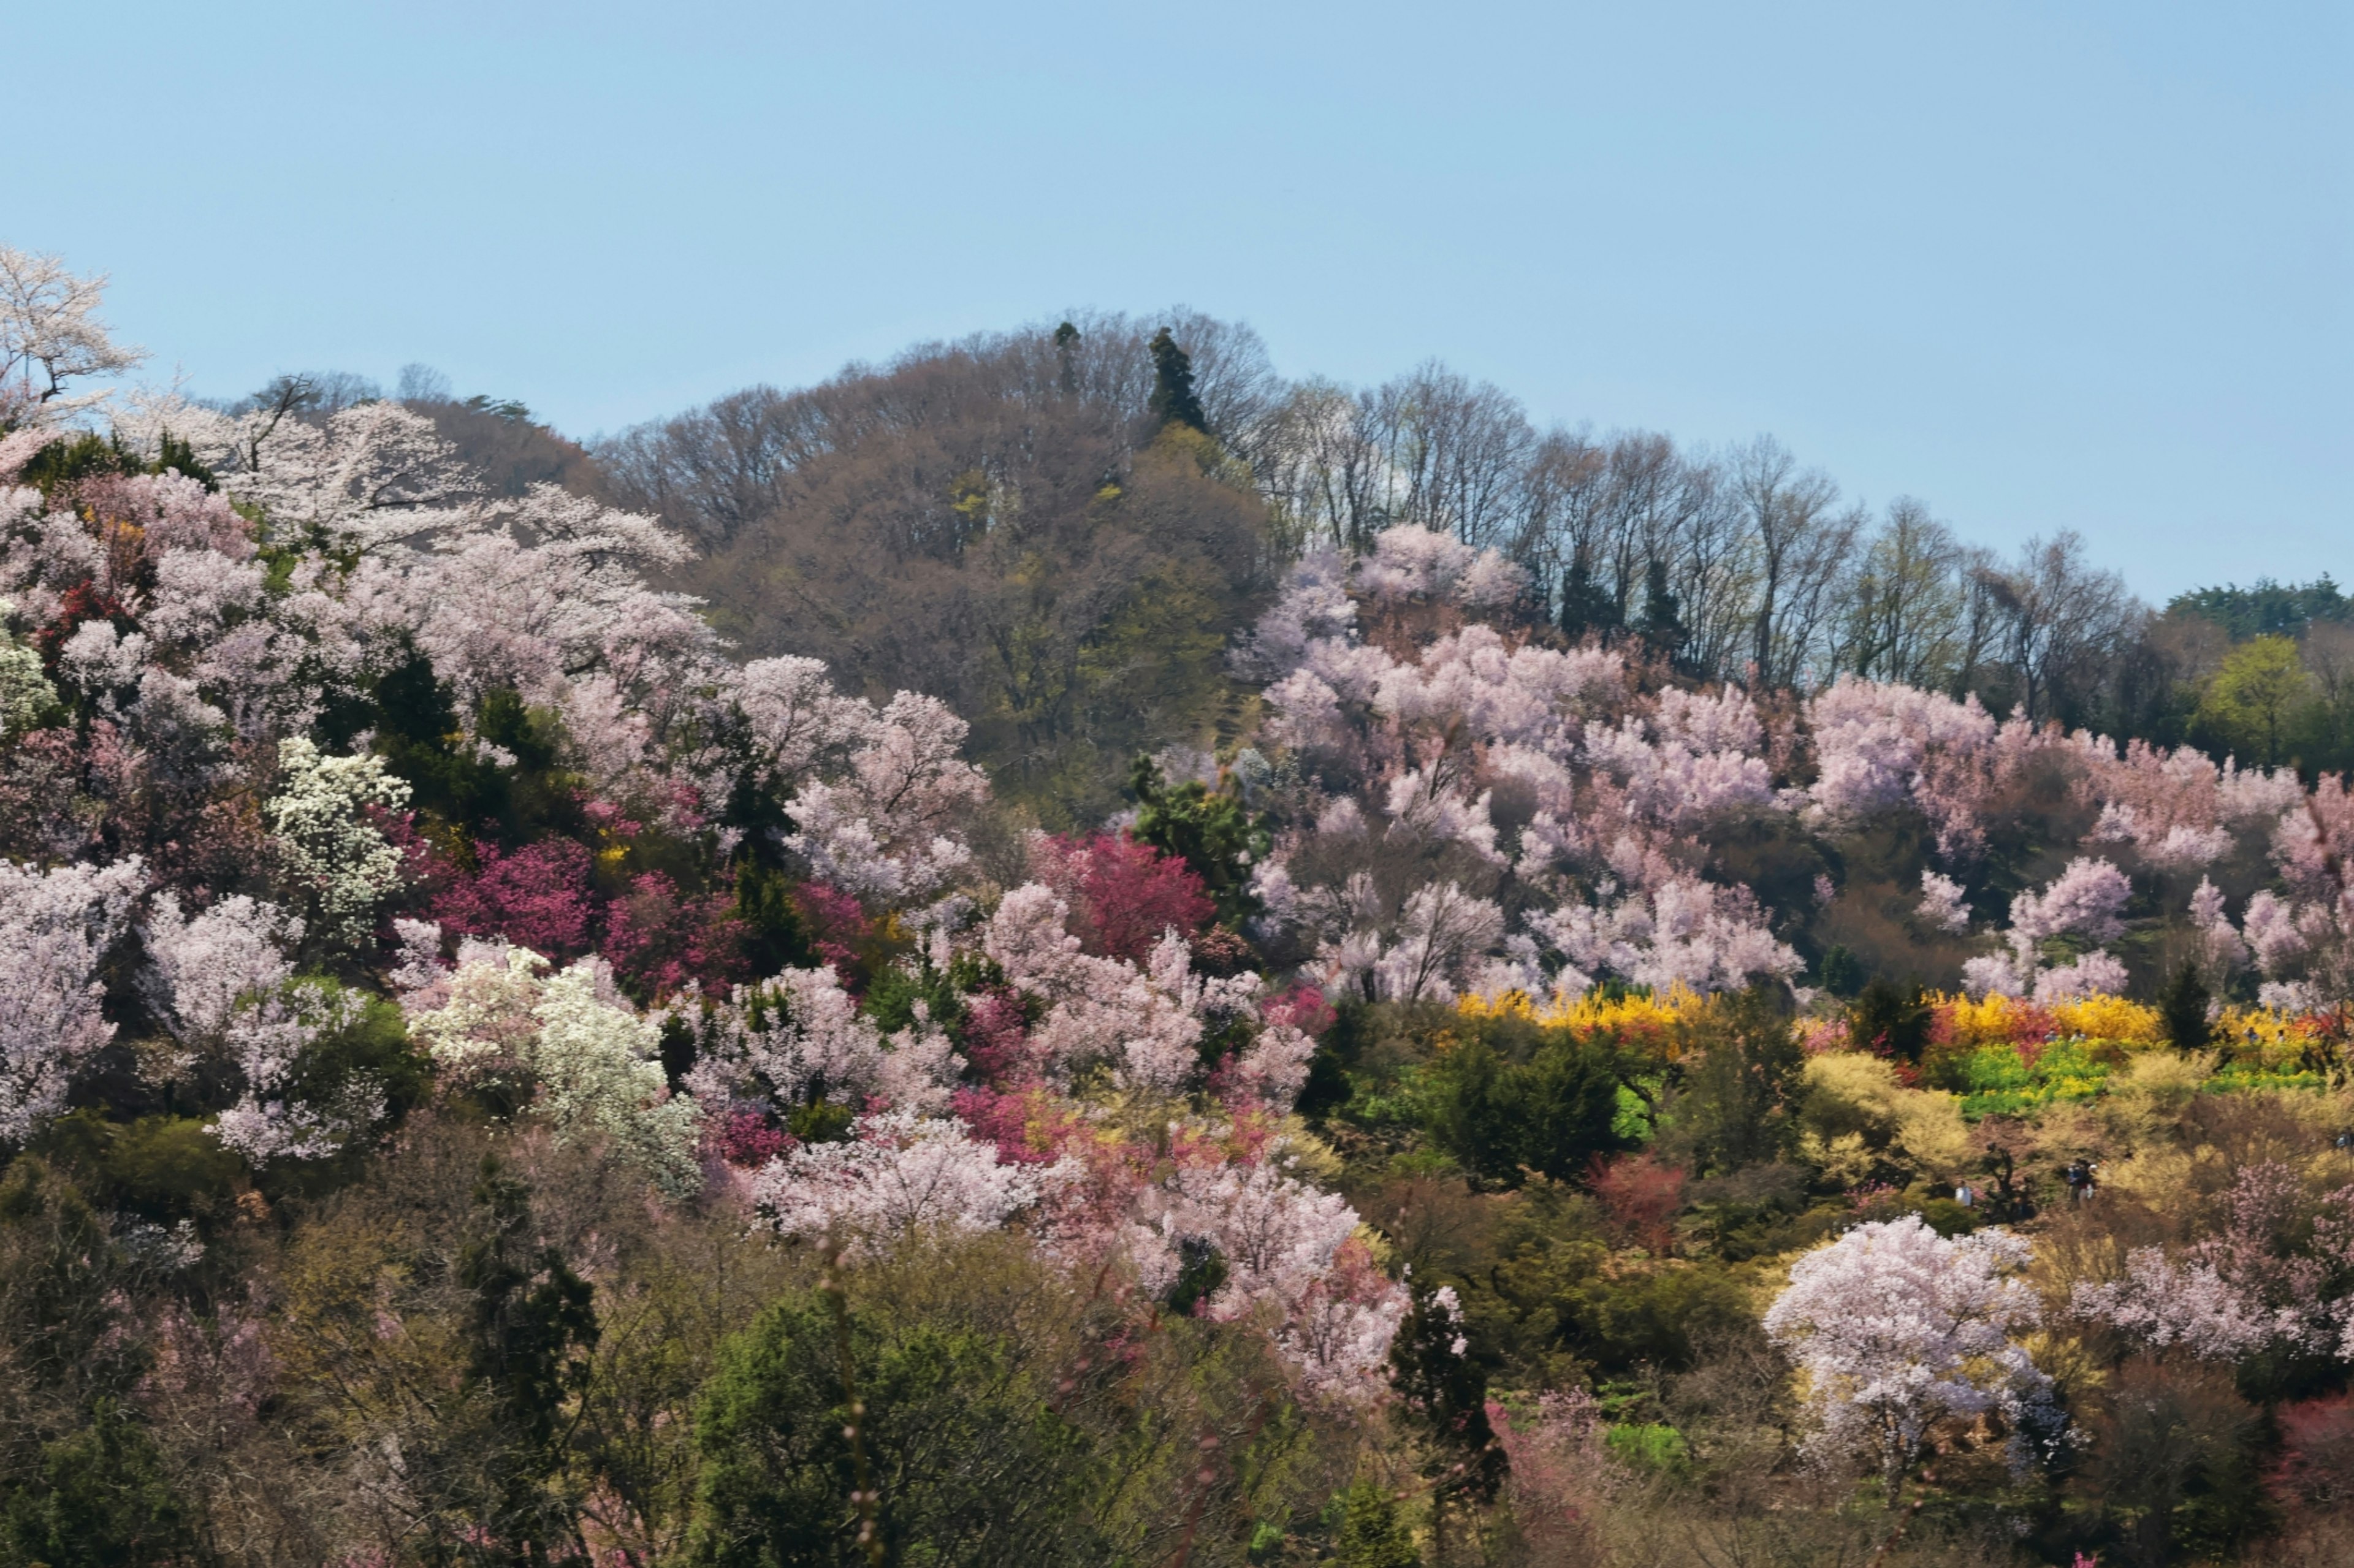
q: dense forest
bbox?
[4,243,2354,1567]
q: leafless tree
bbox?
[1732,436,1851,688]
[1974,531,2142,724]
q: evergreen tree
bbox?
[1848,977,1933,1062]
[1330,1481,1421,1568]
[1637,558,1686,663]
[1129,756,1268,926]
[1557,552,1621,642]
[1388,1281,1504,1545]
[1146,327,1209,436]
[454,1159,599,1562]
[2162,962,2214,1052]
[1053,320,1080,395]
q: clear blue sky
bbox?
[10,1,2347,601]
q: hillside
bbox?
[3,245,2354,1566]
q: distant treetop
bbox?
[2169,576,2350,641]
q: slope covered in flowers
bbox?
[9,254,2354,1566]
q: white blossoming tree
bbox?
[266,736,411,947]
[0,856,145,1142]
[1764,1215,2062,1506]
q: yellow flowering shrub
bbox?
[2214,1005,2324,1072]
[2046,994,2164,1046]
[1460,983,1707,1059]
[1929,991,2162,1049]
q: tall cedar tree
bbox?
[2162,962,2214,1051]
[1147,327,1209,435]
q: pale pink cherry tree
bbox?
[676,961,964,1117]
[1917,869,1972,934]
[979,883,1272,1096]
[1765,1215,2061,1506]
[1962,856,2133,999]
[2078,739,2303,872]
[1526,874,1800,997]
[2073,1166,2354,1363]
[141,891,379,1162]
[0,244,145,425]
[1115,1152,1409,1399]
[1803,677,2001,861]
[0,855,145,1143]
[750,1108,1070,1255]
[783,691,989,902]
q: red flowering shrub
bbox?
[712,1108,788,1168]
[1260,982,1335,1037]
[1032,832,1213,962]
[793,880,874,975]
[957,987,1032,1083]
[430,837,595,959]
[601,870,746,1000]
[1590,1151,1689,1254]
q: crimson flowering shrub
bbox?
[429,837,595,959]
[1590,1150,1689,1254]
[1030,831,1214,962]
[601,869,747,1000]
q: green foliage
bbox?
[2197,635,2307,766]
[1166,1235,1232,1319]
[1420,1025,1626,1188]
[1389,1283,1504,1504]
[1147,327,1209,436]
[2082,1358,2271,1566]
[1603,1422,1691,1474]
[1557,554,1621,641]
[1913,1196,1979,1236]
[2170,576,2350,642]
[1479,1213,1754,1379]
[0,1401,192,1568]
[38,1113,243,1228]
[1330,1480,1422,1568]
[733,858,816,977]
[859,951,971,1037]
[453,1158,600,1561]
[1847,977,1932,1062]
[1664,991,1804,1176]
[1685,1163,1817,1261]
[784,1099,855,1146]
[1130,756,1270,927]
[685,1289,1108,1567]
[18,431,140,493]
[1952,1039,2122,1119]
[1816,943,1865,998]
[1638,558,1686,663]
[0,1161,194,1566]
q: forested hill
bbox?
[10,248,2354,1567]
[589,312,2354,827]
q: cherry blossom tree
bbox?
[142,891,381,1161]
[2072,1164,2354,1364]
[0,245,145,425]
[750,1108,1065,1254]
[0,855,143,1141]
[1764,1215,2061,1505]
[267,737,411,946]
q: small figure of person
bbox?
[1953,1181,1973,1208]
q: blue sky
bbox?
[9,0,2347,600]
